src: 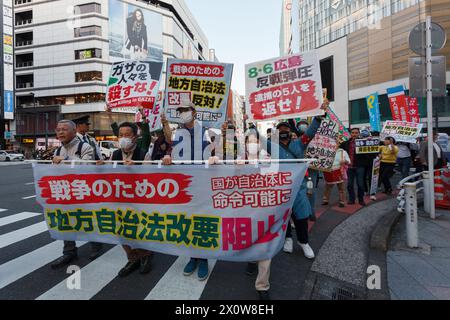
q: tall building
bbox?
[284,0,450,131]
[11,0,211,153]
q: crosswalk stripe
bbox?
[145,257,216,300]
[36,246,126,300]
[0,212,42,227]
[0,241,86,290]
[0,221,48,248]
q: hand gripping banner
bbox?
[33,163,307,262]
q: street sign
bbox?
[409,22,447,56]
[4,131,12,140]
[409,56,447,98]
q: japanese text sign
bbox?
[245,51,324,122]
[305,118,341,172]
[33,163,307,262]
[164,59,233,129]
[387,86,411,122]
[107,60,163,110]
[366,93,381,132]
[407,97,421,124]
[381,121,423,144]
[356,138,381,154]
[370,157,381,196]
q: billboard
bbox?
[2,0,14,120]
[108,0,163,63]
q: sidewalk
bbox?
[388,209,450,300]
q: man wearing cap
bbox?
[162,101,215,282]
[73,115,102,161]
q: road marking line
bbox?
[145,256,216,300]
[0,241,86,290]
[0,209,7,213]
[36,246,126,300]
[0,221,48,248]
[0,211,42,227]
[22,195,36,200]
[25,182,34,186]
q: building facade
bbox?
[11,0,211,153]
[284,0,450,131]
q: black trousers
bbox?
[63,241,103,257]
[380,162,395,192]
[285,217,309,244]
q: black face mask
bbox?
[280,131,291,141]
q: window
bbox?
[75,48,102,60]
[75,3,101,14]
[75,71,102,82]
[74,25,101,37]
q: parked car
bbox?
[0,150,25,162]
[98,141,119,160]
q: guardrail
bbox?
[397,167,448,248]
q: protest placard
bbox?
[107,60,163,110]
[245,51,324,122]
[381,121,423,144]
[407,97,421,124]
[356,138,381,154]
[135,91,164,132]
[370,157,381,196]
[305,118,341,172]
[33,163,307,262]
[164,59,233,129]
[387,86,411,122]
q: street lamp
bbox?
[30,92,37,152]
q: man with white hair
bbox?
[50,120,103,269]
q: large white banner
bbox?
[33,163,307,262]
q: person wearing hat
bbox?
[269,101,329,261]
[162,101,215,282]
[73,115,102,161]
[379,136,399,195]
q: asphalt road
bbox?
[0,162,351,300]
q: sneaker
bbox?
[298,242,315,259]
[245,262,257,276]
[257,290,271,300]
[370,195,377,201]
[283,238,294,254]
[197,259,209,281]
[183,258,198,276]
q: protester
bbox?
[50,120,103,269]
[274,100,329,259]
[322,147,351,207]
[396,142,413,179]
[340,128,371,206]
[419,131,447,170]
[73,115,102,160]
[162,101,214,282]
[379,137,399,195]
[359,128,377,196]
[145,113,173,161]
[106,122,153,277]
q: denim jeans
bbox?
[347,167,365,203]
[397,157,412,179]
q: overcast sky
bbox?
[184,0,282,96]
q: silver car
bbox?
[0,150,25,162]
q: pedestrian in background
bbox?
[379,137,399,195]
[396,142,413,179]
[322,147,351,208]
[419,131,447,170]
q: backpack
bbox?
[55,140,86,159]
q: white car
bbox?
[0,150,25,162]
[98,141,119,160]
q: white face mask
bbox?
[247,143,259,155]
[179,111,193,124]
[119,138,134,150]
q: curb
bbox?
[301,197,400,300]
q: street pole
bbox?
[426,16,436,220]
[44,112,48,149]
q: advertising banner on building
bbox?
[164,59,233,129]
[108,0,163,63]
[387,86,411,122]
[407,96,421,124]
[305,118,341,172]
[370,157,381,196]
[366,93,381,132]
[381,121,423,144]
[356,138,381,154]
[2,0,14,120]
[245,51,324,122]
[106,60,163,110]
[33,163,307,262]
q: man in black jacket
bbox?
[108,122,153,277]
[340,128,372,206]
